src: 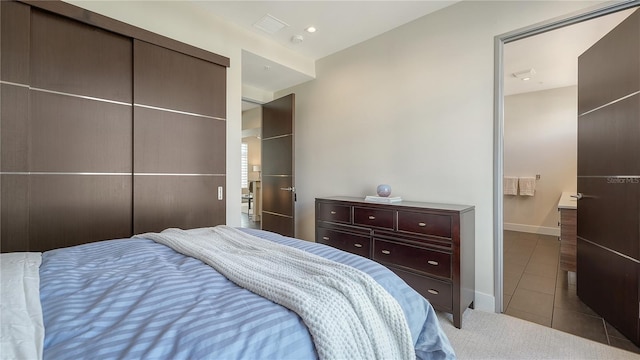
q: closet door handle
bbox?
[381,250,391,255]
[368,215,376,220]
[354,243,363,248]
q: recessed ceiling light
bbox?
[512,68,536,81]
[305,26,317,33]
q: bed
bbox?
[1,226,455,360]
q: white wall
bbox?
[66,0,607,312]
[504,86,578,235]
[281,1,605,311]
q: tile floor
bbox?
[503,230,640,354]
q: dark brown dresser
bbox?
[315,196,475,328]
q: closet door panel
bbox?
[134,107,225,174]
[1,1,30,83]
[30,9,132,102]
[29,175,132,251]
[30,91,133,173]
[134,40,226,118]
[133,175,225,234]
[1,175,29,252]
[133,39,226,233]
[1,84,29,172]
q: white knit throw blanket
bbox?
[136,226,415,360]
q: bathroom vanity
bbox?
[558,192,577,272]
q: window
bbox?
[241,143,248,189]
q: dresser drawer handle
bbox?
[368,215,376,220]
[427,260,439,266]
[322,236,329,241]
[381,250,391,255]
[354,243,363,248]
[330,211,336,215]
[418,222,427,227]
[427,289,439,295]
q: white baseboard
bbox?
[503,223,560,237]
[473,291,495,312]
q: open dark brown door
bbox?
[261,94,295,237]
[576,9,639,346]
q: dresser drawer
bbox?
[317,202,351,224]
[389,266,453,311]
[397,211,452,239]
[317,227,370,258]
[353,207,394,230]
[373,239,451,279]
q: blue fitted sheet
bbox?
[40,228,454,360]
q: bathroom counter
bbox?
[558,192,577,210]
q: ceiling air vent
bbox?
[253,14,289,35]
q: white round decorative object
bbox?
[376,184,392,197]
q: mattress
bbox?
[5,228,455,359]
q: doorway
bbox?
[495,1,639,352]
[240,94,297,237]
[241,100,262,230]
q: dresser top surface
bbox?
[316,196,474,212]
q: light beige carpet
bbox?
[437,310,639,359]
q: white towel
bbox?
[519,177,536,196]
[504,176,518,195]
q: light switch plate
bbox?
[217,186,223,200]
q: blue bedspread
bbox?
[40,228,454,360]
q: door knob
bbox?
[280,187,295,191]
[570,193,583,200]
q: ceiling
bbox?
[189,1,635,106]
[504,7,635,96]
[190,0,460,102]
[193,1,459,61]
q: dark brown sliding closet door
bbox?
[1,1,31,252]
[29,9,134,250]
[132,40,226,234]
[2,1,228,252]
[1,4,133,252]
